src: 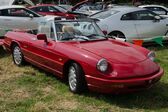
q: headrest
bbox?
[62,26,74,33]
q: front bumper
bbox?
[85,67,164,93]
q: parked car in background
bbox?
[3,17,163,93]
[58,4,72,11]
[0,5,55,37]
[72,2,107,16]
[90,7,168,40]
[139,5,168,18]
[73,5,103,16]
[29,4,78,19]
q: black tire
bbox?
[68,62,87,93]
[109,31,125,39]
[12,44,25,66]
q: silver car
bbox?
[90,7,168,41]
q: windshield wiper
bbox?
[86,34,108,40]
[86,34,99,37]
[75,36,90,41]
[61,36,89,41]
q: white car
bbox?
[0,5,55,37]
[139,5,168,18]
[90,7,168,40]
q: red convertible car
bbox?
[3,18,163,93]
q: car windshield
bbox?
[89,5,104,10]
[90,10,119,19]
[55,20,106,41]
[53,6,67,13]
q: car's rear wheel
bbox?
[68,62,87,93]
[12,44,25,66]
[109,31,126,39]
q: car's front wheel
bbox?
[68,63,87,93]
[12,44,25,66]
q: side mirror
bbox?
[102,30,107,35]
[153,16,161,22]
[37,34,48,43]
[29,14,34,19]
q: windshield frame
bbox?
[54,19,106,42]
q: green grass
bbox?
[0,46,168,112]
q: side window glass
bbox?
[48,6,59,12]
[5,8,31,17]
[38,6,49,12]
[133,10,155,20]
[121,13,134,20]
[0,9,9,16]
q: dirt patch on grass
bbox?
[42,86,54,95]
[47,99,78,111]
[10,88,30,100]
[0,90,5,97]
[58,99,78,110]
[30,102,50,112]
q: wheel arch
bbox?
[63,59,85,81]
[10,41,20,50]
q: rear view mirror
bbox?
[37,34,48,43]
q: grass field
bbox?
[0,46,168,112]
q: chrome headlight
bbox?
[97,59,108,72]
[148,51,155,61]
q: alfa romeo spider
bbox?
[3,18,164,93]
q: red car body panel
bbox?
[29,4,76,19]
[4,32,164,93]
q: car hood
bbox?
[75,40,147,64]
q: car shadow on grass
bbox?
[80,81,168,111]
[0,47,10,58]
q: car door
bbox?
[132,10,168,39]
[0,8,40,30]
[28,25,64,77]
